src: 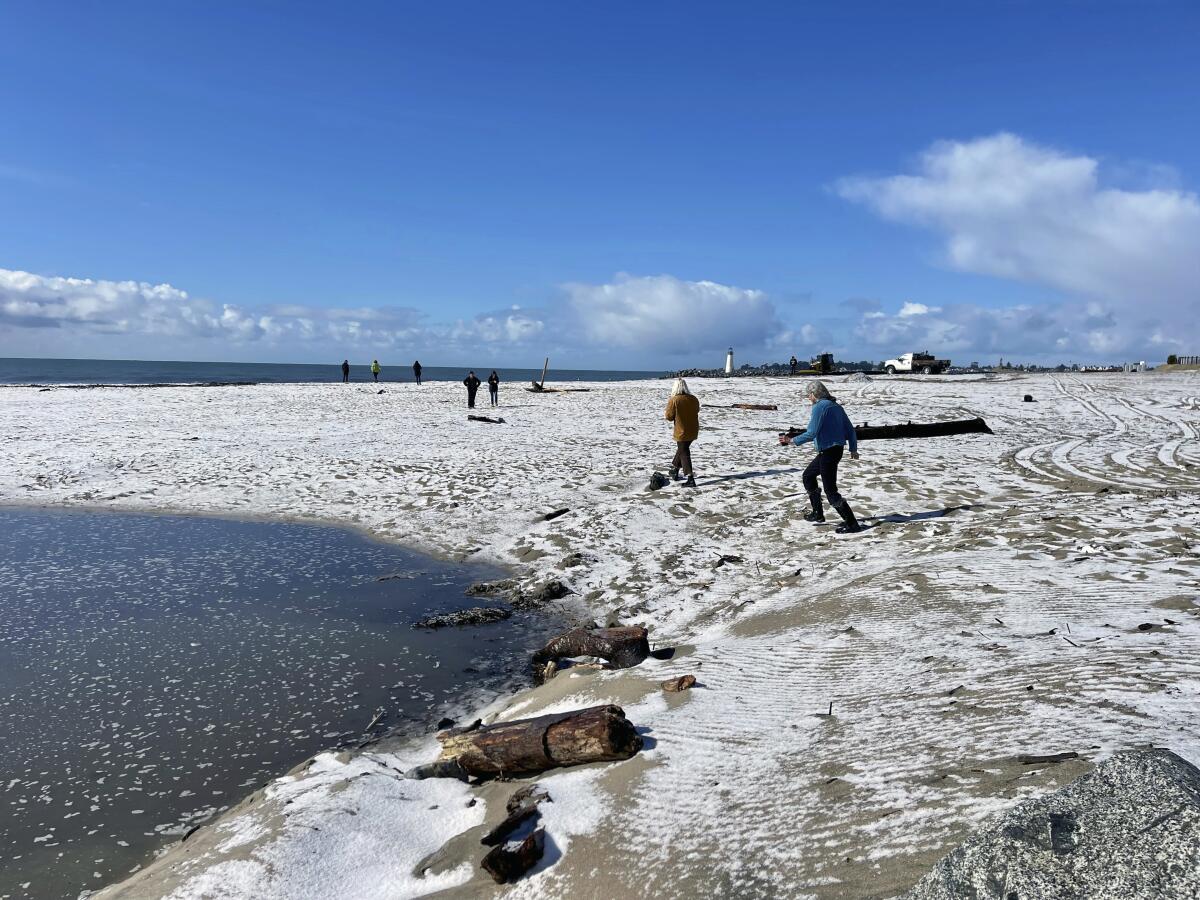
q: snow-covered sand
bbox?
[3,371,1199,899]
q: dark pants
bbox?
[489,387,498,406]
[671,440,694,476]
[802,445,845,507]
[342,370,349,383]
[467,388,478,408]
[372,372,378,382]
[414,371,422,384]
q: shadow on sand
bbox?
[865,504,978,528]
[701,467,805,485]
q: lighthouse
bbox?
[725,347,734,376]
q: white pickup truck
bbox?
[883,351,951,375]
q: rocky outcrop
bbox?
[905,749,1200,900]
[412,606,512,628]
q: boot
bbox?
[833,500,862,534]
[682,474,697,488]
[803,492,825,524]
[669,466,682,481]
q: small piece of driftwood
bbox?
[661,674,697,693]
[468,414,506,424]
[436,705,642,777]
[532,626,650,676]
[481,804,539,846]
[731,403,778,411]
[1018,751,1079,765]
[481,827,545,883]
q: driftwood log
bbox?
[532,626,650,676]
[468,414,506,424]
[779,416,993,444]
[856,417,993,440]
[435,704,641,777]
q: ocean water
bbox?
[0,507,557,900]
[0,357,663,386]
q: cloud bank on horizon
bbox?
[0,268,778,368]
[836,133,1200,360]
[2,133,1197,367]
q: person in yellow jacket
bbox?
[370,359,381,382]
[664,378,700,487]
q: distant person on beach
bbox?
[413,360,422,384]
[785,379,861,533]
[371,359,381,382]
[463,371,481,408]
[790,355,798,376]
[487,370,500,407]
[664,378,700,488]
[341,359,350,383]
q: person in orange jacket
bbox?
[664,378,700,487]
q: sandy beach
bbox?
[3,371,1198,899]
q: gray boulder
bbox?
[906,748,1200,900]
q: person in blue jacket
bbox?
[787,380,862,533]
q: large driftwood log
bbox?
[532,626,650,673]
[436,705,641,777]
[856,417,993,440]
[779,416,992,444]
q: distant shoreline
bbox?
[0,357,665,386]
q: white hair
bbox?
[805,379,835,402]
[671,378,692,397]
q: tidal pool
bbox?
[0,507,554,899]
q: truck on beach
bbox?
[883,351,951,375]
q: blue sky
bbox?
[2,1,1198,367]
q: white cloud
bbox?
[563,273,779,354]
[898,301,939,317]
[450,311,545,345]
[836,133,1200,357]
[0,267,427,351]
[849,300,1143,363]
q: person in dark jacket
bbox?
[786,379,862,533]
[463,371,481,408]
[789,355,798,376]
[412,360,422,384]
[664,378,700,487]
[341,359,350,383]
[487,371,500,407]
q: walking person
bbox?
[412,360,422,384]
[341,359,350,383]
[664,378,700,488]
[785,380,862,533]
[789,355,798,376]
[371,359,381,383]
[487,370,500,407]
[463,370,481,408]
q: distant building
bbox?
[725,347,734,375]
